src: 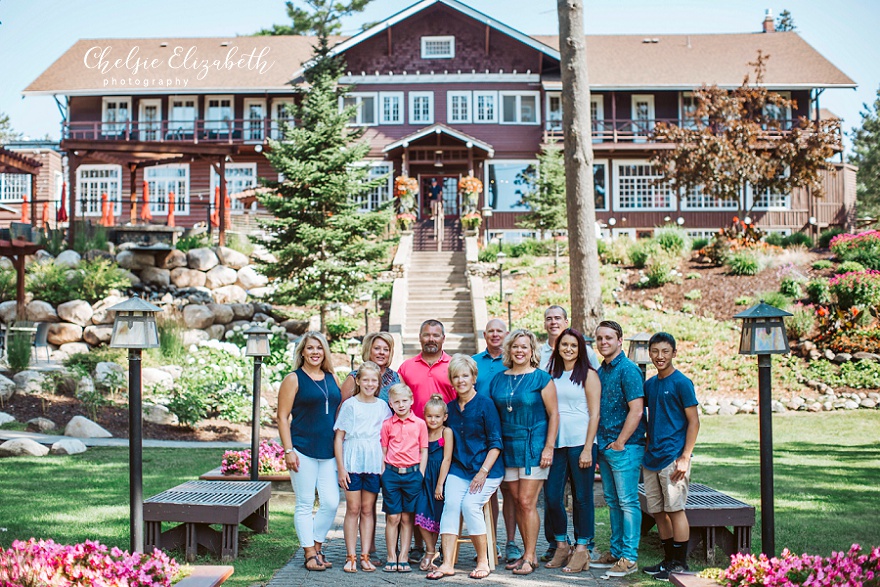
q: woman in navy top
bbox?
[277,331,342,572]
[427,354,504,580]
[488,329,558,576]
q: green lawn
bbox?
[1,412,878,586]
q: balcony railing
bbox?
[63,118,296,144]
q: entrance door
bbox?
[421,175,459,217]
[139,99,162,141]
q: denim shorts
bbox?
[381,467,423,514]
[347,472,381,494]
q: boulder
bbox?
[861,399,877,409]
[55,250,82,268]
[0,375,14,402]
[182,329,210,346]
[48,323,84,346]
[208,303,234,325]
[64,415,112,438]
[823,349,836,361]
[702,404,720,415]
[187,247,219,272]
[26,300,59,323]
[0,256,11,270]
[216,246,249,270]
[252,312,272,324]
[718,405,738,416]
[157,365,183,380]
[26,417,57,432]
[77,376,95,396]
[83,325,114,346]
[0,438,49,457]
[213,285,247,304]
[34,250,54,263]
[51,438,88,455]
[771,401,788,413]
[225,320,251,332]
[247,287,271,299]
[206,324,226,340]
[144,403,178,426]
[57,300,94,327]
[95,362,125,388]
[14,370,46,395]
[205,265,238,289]
[832,353,852,364]
[116,250,156,270]
[236,266,268,290]
[125,270,141,286]
[0,412,15,425]
[142,368,174,391]
[853,352,880,363]
[91,295,125,325]
[281,319,309,335]
[844,400,860,410]
[0,300,17,324]
[83,249,115,263]
[60,342,90,356]
[230,303,254,320]
[140,267,171,287]
[159,249,188,269]
[170,267,207,288]
[176,287,213,304]
[183,304,214,329]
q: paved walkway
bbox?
[0,429,247,449]
[267,493,613,587]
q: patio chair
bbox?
[34,322,50,362]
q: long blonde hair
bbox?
[354,361,382,397]
[291,331,335,373]
[362,332,395,364]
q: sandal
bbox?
[469,568,491,580]
[343,554,357,573]
[563,549,590,573]
[383,561,399,573]
[360,553,376,572]
[512,559,537,576]
[303,555,325,572]
[315,550,332,568]
[545,546,571,569]
[426,569,455,580]
[420,552,440,572]
[398,562,413,573]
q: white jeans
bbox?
[439,474,502,536]
[289,448,340,548]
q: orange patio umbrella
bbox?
[140,181,153,222]
[210,186,220,227]
[41,202,50,228]
[57,182,68,222]
[224,192,232,229]
[100,193,115,227]
[20,201,29,224]
[167,191,176,227]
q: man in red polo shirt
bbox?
[398,319,456,421]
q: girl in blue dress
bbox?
[414,394,453,571]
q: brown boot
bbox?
[544,545,571,568]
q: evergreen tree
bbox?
[775,10,796,32]
[0,111,20,144]
[255,0,371,36]
[849,86,880,221]
[257,34,391,332]
[516,143,567,236]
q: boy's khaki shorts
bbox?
[642,459,690,514]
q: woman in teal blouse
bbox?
[488,329,559,576]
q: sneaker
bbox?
[540,546,557,562]
[590,552,618,569]
[605,557,639,577]
[643,560,669,576]
[505,541,523,563]
[407,547,424,565]
[655,563,689,582]
[589,549,602,563]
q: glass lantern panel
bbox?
[247,336,271,357]
[754,320,786,353]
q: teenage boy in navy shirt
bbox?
[641,332,700,582]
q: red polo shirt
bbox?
[398,352,456,420]
[381,411,429,467]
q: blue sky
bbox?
[1,0,877,152]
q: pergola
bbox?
[0,239,43,318]
[0,147,42,226]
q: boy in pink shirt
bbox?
[380,383,429,572]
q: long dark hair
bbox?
[548,328,594,386]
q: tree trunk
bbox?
[558,0,603,334]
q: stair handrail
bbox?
[433,200,444,251]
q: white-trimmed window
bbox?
[0,174,30,203]
[474,91,498,123]
[169,96,197,135]
[612,228,638,239]
[356,162,393,212]
[501,92,540,124]
[764,90,792,129]
[593,160,609,211]
[421,36,455,59]
[145,164,190,215]
[680,185,739,211]
[687,229,720,239]
[101,97,131,136]
[485,160,537,212]
[138,99,162,141]
[76,164,121,216]
[341,93,378,126]
[448,91,472,124]
[205,96,233,133]
[409,92,433,124]
[591,94,604,136]
[243,98,267,141]
[271,98,295,139]
[211,163,257,213]
[379,92,404,124]
[546,92,562,131]
[751,187,791,211]
[614,161,675,211]
[631,94,655,139]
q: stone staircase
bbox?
[412,218,463,252]
[402,249,476,357]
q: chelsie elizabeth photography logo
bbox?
[83,44,276,88]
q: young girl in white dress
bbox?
[334,361,392,573]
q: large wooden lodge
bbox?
[19,0,857,241]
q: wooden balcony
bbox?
[63,118,296,144]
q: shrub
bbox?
[325,315,359,340]
[811,259,833,270]
[829,270,880,310]
[779,276,805,299]
[77,259,131,304]
[692,237,709,251]
[38,228,67,257]
[25,262,77,306]
[510,238,557,258]
[786,303,816,340]
[684,289,702,300]
[601,237,632,265]
[636,254,680,288]
[653,225,691,258]
[25,258,130,305]
[0,269,15,303]
[681,303,696,314]
[6,329,32,373]
[726,251,762,275]
[818,227,844,249]
[225,232,254,257]
[629,240,657,269]
[837,260,866,274]
[175,233,211,253]
[753,291,792,310]
[735,296,752,306]
[764,232,785,247]
[71,221,108,254]
[806,278,832,305]
[64,347,125,378]
[596,239,607,258]
[830,230,880,269]
[782,231,813,248]
[686,272,701,280]
[158,319,186,362]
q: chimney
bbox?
[763,8,774,33]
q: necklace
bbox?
[506,372,528,412]
[313,375,331,415]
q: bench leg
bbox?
[186,523,199,562]
[705,527,717,565]
[242,501,269,534]
[736,526,752,554]
[222,524,239,562]
[145,521,162,552]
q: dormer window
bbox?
[421,36,455,59]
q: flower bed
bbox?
[221,439,287,477]
[829,270,880,310]
[715,544,879,587]
[830,230,880,270]
[0,539,180,586]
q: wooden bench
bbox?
[173,565,234,587]
[639,482,754,564]
[145,480,271,562]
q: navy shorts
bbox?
[347,472,380,494]
[381,466,423,515]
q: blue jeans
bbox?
[545,444,598,547]
[598,443,644,562]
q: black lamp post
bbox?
[734,301,792,557]
[108,294,161,554]
[497,251,506,301]
[626,331,652,379]
[504,289,514,328]
[244,325,271,482]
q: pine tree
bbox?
[850,86,880,221]
[516,144,567,236]
[258,36,391,332]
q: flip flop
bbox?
[469,568,491,580]
[397,562,413,573]
[303,555,325,572]
[383,561,399,573]
[512,559,537,576]
[426,570,454,580]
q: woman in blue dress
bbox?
[488,329,559,576]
